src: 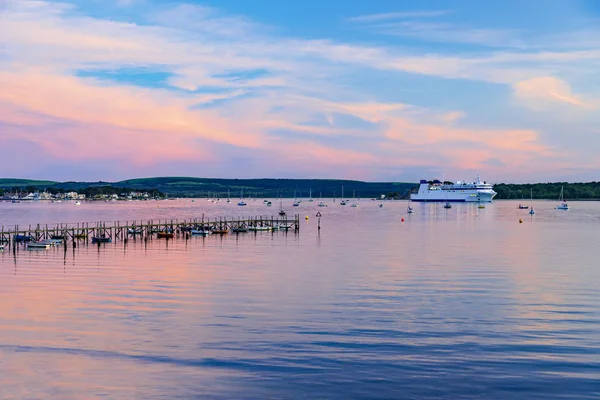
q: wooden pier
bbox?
[0,215,300,247]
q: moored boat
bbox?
[27,242,51,249]
[248,226,272,232]
[156,232,174,239]
[14,234,33,243]
[91,237,112,243]
[556,186,569,210]
[190,229,212,236]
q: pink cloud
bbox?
[513,76,595,110]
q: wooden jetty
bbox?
[0,215,300,247]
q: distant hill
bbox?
[0,177,416,198]
[0,178,57,188]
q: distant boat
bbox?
[238,189,246,206]
[74,201,81,206]
[444,202,452,209]
[232,227,248,233]
[350,190,358,207]
[407,203,414,213]
[156,232,174,239]
[248,226,272,232]
[27,242,51,250]
[11,199,20,203]
[14,234,32,243]
[556,186,569,210]
[529,188,535,215]
[308,188,314,202]
[91,237,112,243]
[318,193,326,207]
[379,204,383,208]
[279,197,286,216]
[518,204,529,209]
[266,201,272,207]
[191,229,212,236]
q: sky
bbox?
[1,0,599,183]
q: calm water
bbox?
[1,199,599,399]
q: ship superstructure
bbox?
[410,175,496,202]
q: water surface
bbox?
[1,199,599,399]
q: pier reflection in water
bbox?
[0,199,599,399]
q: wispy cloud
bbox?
[349,10,450,22]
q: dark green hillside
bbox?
[116,177,415,198]
[0,178,57,188]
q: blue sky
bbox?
[1,0,599,182]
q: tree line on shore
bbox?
[0,186,164,199]
[493,182,600,200]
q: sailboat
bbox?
[237,188,247,206]
[350,190,358,207]
[518,192,529,209]
[293,189,300,206]
[443,190,451,208]
[339,186,347,205]
[227,189,231,203]
[556,186,569,210]
[318,192,327,207]
[529,188,535,215]
[309,188,314,202]
[407,202,414,213]
[279,197,286,216]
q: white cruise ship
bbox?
[411,175,496,202]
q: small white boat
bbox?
[339,200,347,206]
[318,201,327,207]
[266,201,272,207]
[237,201,247,206]
[556,186,569,210]
[191,229,212,236]
[74,201,81,206]
[248,226,272,232]
[27,242,51,250]
[443,202,452,209]
[293,201,300,207]
[407,205,414,213]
